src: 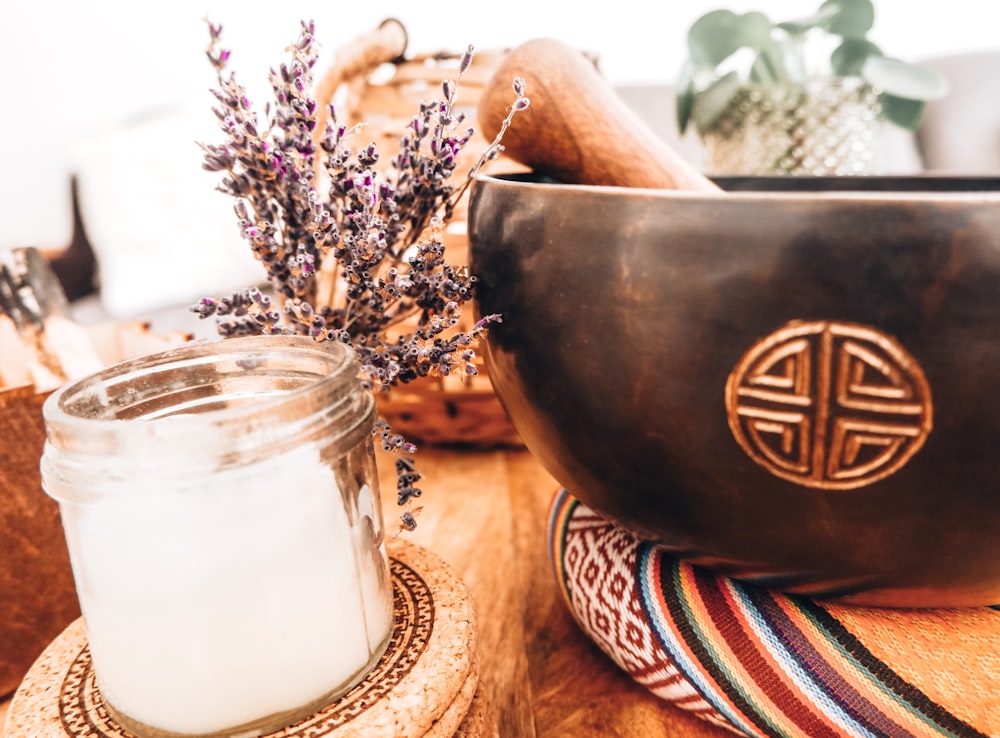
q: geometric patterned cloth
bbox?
[548,489,1000,738]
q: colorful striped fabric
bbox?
[548,489,1000,738]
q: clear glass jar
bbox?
[40,335,393,738]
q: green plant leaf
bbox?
[778,0,873,37]
[830,38,882,76]
[750,39,793,83]
[776,19,819,35]
[863,55,949,100]
[819,0,875,38]
[675,61,696,134]
[777,10,830,35]
[687,10,773,70]
[691,71,742,134]
[880,94,927,131]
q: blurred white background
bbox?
[3,0,999,279]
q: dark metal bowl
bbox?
[468,172,1000,607]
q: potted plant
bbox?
[675,0,949,175]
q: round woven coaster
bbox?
[4,540,481,738]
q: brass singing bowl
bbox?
[468,173,1000,607]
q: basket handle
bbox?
[313,18,408,143]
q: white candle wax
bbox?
[61,441,394,736]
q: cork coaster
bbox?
[447,679,493,738]
[425,660,479,738]
[3,541,482,738]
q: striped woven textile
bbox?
[548,489,1000,738]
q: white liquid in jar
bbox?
[62,442,393,736]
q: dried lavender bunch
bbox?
[193,20,528,534]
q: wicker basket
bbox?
[313,20,525,448]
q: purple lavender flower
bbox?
[193,20,528,531]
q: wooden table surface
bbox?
[372,446,731,738]
[1,446,732,738]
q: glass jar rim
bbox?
[41,335,374,497]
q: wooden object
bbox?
[0,321,189,699]
[477,38,720,191]
[0,384,77,701]
[372,449,730,738]
[3,542,488,738]
[374,375,522,448]
[0,247,103,394]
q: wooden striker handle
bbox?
[477,38,719,192]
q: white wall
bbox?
[4,0,1000,250]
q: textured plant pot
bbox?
[697,78,883,176]
[468,172,1000,607]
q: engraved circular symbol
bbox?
[725,320,933,489]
